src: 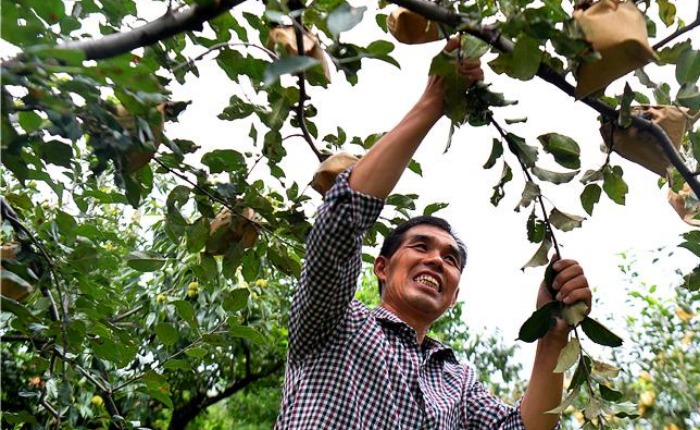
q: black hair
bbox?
[377,216,467,296]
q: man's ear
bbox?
[449,287,460,308]
[374,255,388,284]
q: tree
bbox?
[1,0,699,428]
[607,252,700,430]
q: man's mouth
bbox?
[414,274,440,293]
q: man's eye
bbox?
[413,243,427,251]
[445,255,458,266]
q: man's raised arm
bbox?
[287,39,483,362]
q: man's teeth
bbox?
[415,275,439,291]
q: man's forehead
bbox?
[403,225,458,246]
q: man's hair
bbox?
[377,216,467,296]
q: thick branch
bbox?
[389,0,700,198]
[61,0,248,60]
[167,361,284,430]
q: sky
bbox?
[156,0,699,365]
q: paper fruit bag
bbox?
[574,0,658,99]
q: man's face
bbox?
[374,224,462,325]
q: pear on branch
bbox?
[1,244,33,302]
[311,152,359,196]
[573,0,658,99]
[387,7,442,45]
[600,105,691,177]
[266,26,331,81]
[205,207,260,255]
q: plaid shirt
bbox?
[276,170,528,429]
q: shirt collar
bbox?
[370,307,457,363]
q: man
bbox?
[275,39,592,429]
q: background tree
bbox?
[1,0,699,428]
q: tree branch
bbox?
[172,42,276,73]
[166,361,284,430]
[291,15,325,162]
[388,0,700,198]
[60,0,249,60]
[652,1,700,50]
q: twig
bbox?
[489,117,562,258]
[291,15,325,162]
[652,2,700,50]
[110,303,146,323]
[387,0,700,199]
[172,42,276,73]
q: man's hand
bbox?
[444,37,485,86]
[537,257,592,338]
[422,38,485,119]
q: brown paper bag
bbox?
[205,207,259,255]
[311,152,359,196]
[600,105,690,177]
[267,26,331,81]
[573,0,658,99]
[387,7,441,45]
[668,183,700,227]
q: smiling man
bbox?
[275,40,592,430]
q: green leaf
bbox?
[580,316,623,347]
[18,111,43,132]
[126,251,166,272]
[562,301,588,326]
[483,138,503,169]
[460,34,489,60]
[139,386,173,409]
[549,208,585,232]
[264,55,320,86]
[185,346,207,358]
[657,0,676,26]
[41,140,73,168]
[592,360,620,378]
[515,181,539,212]
[200,149,246,174]
[676,49,700,85]
[554,338,580,373]
[599,384,623,402]
[507,133,538,167]
[580,184,601,216]
[537,133,581,169]
[163,359,190,371]
[227,322,266,345]
[677,83,700,110]
[154,323,179,346]
[683,264,700,291]
[580,169,603,184]
[490,162,513,207]
[327,3,366,38]
[172,300,197,328]
[222,288,250,313]
[531,167,578,184]
[602,165,628,205]
[423,202,449,216]
[511,35,542,81]
[517,301,561,342]
[187,218,210,253]
[527,210,546,243]
[522,238,552,269]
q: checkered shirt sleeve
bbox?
[287,168,384,363]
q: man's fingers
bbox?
[443,37,460,53]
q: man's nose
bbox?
[422,250,444,271]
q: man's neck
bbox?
[378,303,430,344]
